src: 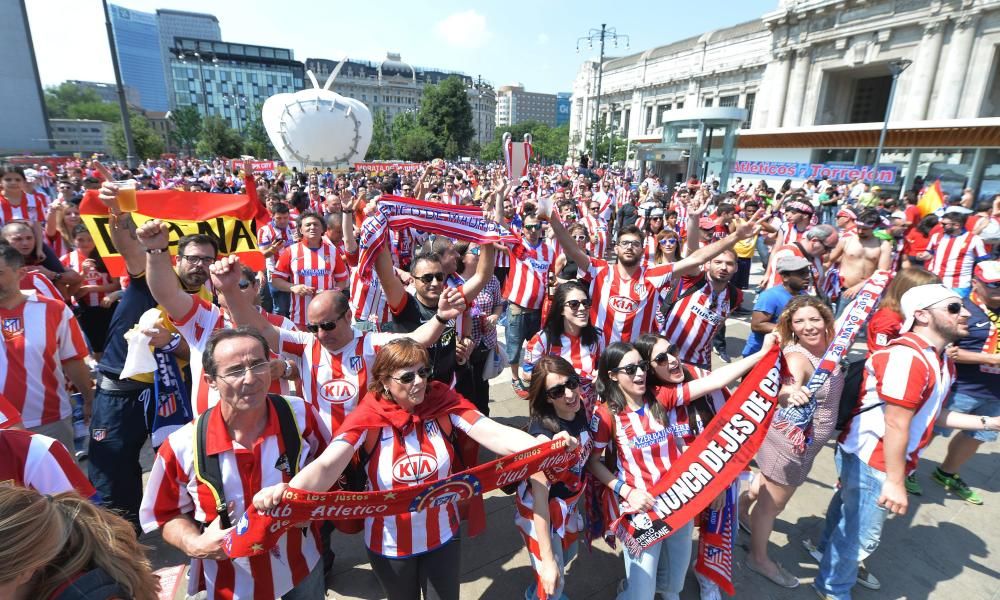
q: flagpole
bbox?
[870,59,912,189]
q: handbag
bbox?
[482,342,509,381]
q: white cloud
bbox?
[435,10,491,48]
[537,33,550,45]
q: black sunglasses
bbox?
[979,279,1000,289]
[565,299,591,311]
[306,310,347,333]
[237,279,252,290]
[651,351,671,365]
[930,301,963,315]
[545,375,581,400]
[611,361,649,376]
[414,272,446,284]
[524,224,542,231]
[391,366,432,384]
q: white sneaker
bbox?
[695,571,722,600]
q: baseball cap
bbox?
[649,208,664,218]
[776,255,811,273]
[698,217,716,229]
[974,260,1000,284]
[900,284,961,331]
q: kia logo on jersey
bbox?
[609,295,639,314]
[392,452,439,484]
[319,380,358,404]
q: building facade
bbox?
[496,85,558,127]
[556,92,571,127]
[168,37,304,133]
[156,8,220,111]
[305,54,496,148]
[109,4,170,112]
[2,0,52,154]
[569,0,1000,200]
[48,119,112,155]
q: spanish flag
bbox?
[80,188,268,278]
[918,179,944,218]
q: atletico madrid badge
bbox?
[92,428,107,442]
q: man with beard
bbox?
[829,209,892,314]
[812,284,1000,599]
[86,178,214,533]
[548,208,761,345]
[742,255,812,357]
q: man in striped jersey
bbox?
[503,212,559,368]
[920,210,989,298]
[272,211,349,329]
[813,284,1000,599]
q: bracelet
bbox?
[982,415,990,431]
[162,333,181,354]
[613,480,626,497]
[435,313,449,325]
[145,248,169,255]
[282,359,294,379]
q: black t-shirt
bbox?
[528,409,588,500]
[384,293,457,385]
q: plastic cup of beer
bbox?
[117,179,138,212]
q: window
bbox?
[744,92,756,128]
[849,76,892,123]
[718,95,738,108]
[703,97,714,108]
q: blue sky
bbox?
[28,0,776,94]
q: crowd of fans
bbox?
[1,155,999,600]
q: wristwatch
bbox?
[982,415,991,431]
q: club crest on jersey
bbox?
[319,379,358,405]
[92,428,107,442]
[392,452,438,484]
[349,356,363,372]
[608,295,639,315]
[409,473,482,512]
[2,317,23,338]
[275,453,292,476]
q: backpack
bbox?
[193,394,302,528]
[659,274,741,321]
[49,569,128,600]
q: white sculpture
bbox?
[262,61,373,170]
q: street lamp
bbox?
[177,49,217,117]
[871,58,912,187]
[470,75,491,159]
[577,24,629,166]
[223,93,248,135]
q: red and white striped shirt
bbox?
[46,233,71,259]
[581,215,609,259]
[0,392,21,428]
[839,333,954,473]
[0,295,88,428]
[20,271,63,301]
[273,240,349,327]
[0,429,95,496]
[256,221,295,277]
[583,258,675,345]
[592,401,681,492]
[927,231,988,289]
[278,328,398,438]
[661,277,740,366]
[141,397,326,600]
[503,237,558,310]
[346,250,390,326]
[0,191,48,224]
[61,250,114,306]
[335,408,483,557]
[522,331,604,386]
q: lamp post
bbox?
[871,58,912,187]
[101,0,136,167]
[470,75,491,160]
[577,24,629,166]
[224,93,248,135]
[178,49,216,117]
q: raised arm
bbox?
[374,243,407,309]
[134,220,194,321]
[209,255,280,351]
[684,333,778,399]
[673,210,763,278]
[548,215,592,273]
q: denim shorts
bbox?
[938,390,1000,443]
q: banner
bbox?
[223,438,578,558]
[771,270,891,452]
[918,180,944,218]
[231,159,277,174]
[353,162,422,174]
[611,347,783,556]
[730,160,897,185]
[355,195,519,283]
[79,189,267,278]
[504,137,532,179]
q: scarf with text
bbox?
[771,270,892,453]
[356,195,518,283]
[609,347,783,559]
[147,349,193,448]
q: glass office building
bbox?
[108,4,169,111]
[168,38,304,133]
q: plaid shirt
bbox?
[469,275,502,348]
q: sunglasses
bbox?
[979,279,1000,289]
[928,301,963,315]
[180,255,216,266]
[414,272,446,284]
[524,224,542,231]
[305,311,347,333]
[572,235,588,242]
[565,299,591,311]
[391,366,432,384]
[467,247,480,256]
[237,279,252,290]
[611,361,649,376]
[659,238,677,246]
[651,351,672,365]
[546,375,581,400]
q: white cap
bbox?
[900,284,961,332]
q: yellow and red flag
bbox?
[79,188,268,278]
[918,179,944,218]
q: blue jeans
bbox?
[505,306,541,367]
[269,283,291,318]
[820,205,837,226]
[617,520,694,600]
[281,560,325,599]
[755,237,771,269]
[814,449,888,600]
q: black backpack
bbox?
[834,358,886,430]
[193,394,302,528]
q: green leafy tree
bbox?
[366,108,392,160]
[418,76,474,159]
[67,101,120,122]
[195,115,244,158]
[44,83,104,118]
[170,105,202,156]
[109,112,165,159]
[394,126,438,162]
[242,104,275,158]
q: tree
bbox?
[242,104,274,159]
[170,105,202,156]
[195,115,244,158]
[109,112,165,159]
[67,101,120,122]
[366,108,392,160]
[44,83,104,118]
[418,76,474,159]
[394,126,438,162]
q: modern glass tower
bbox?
[108,4,169,111]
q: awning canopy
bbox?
[734,118,1000,149]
